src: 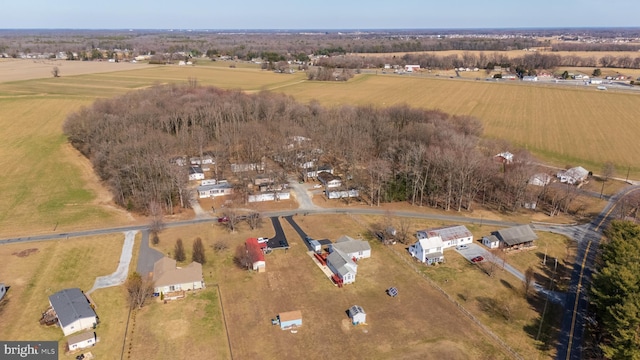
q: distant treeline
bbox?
[2,29,639,61]
[64,84,579,217]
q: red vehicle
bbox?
[471,256,484,263]
[217,216,229,223]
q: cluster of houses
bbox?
[409,224,538,265]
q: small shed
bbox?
[278,310,302,330]
[482,235,501,249]
[0,283,6,301]
[348,305,366,325]
[67,331,96,351]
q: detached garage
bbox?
[67,331,96,351]
[278,310,302,330]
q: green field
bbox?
[0,62,638,236]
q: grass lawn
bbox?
[0,233,136,358]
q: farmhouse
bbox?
[529,173,552,187]
[482,235,501,249]
[492,225,538,251]
[557,166,589,185]
[152,257,205,295]
[48,288,98,336]
[246,238,266,272]
[67,331,96,352]
[278,310,302,330]
[408,236,444,265]
[326,248,357,285]
[317,171,342,188]
[331,235,371,260]
[188,166,205,181]
[416,225,473,249]
[348,305,367,325]
[197,183,233,198]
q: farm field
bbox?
[0,233,136,359]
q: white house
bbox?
[494,151,514,164]
[482,235,501,249]
[590,78,603,85]
[188,166,205,181]
[317,172,342,188]
[408,236,444,265]
[197,183,233,198]
[331,235,371,260]
[416,225,473,249]
[49,288,98,336]
[67,331,96,352]
[152,257,205,295]
[557,166,589,185]
[529,173,552,187]
[348,305,367,325]
[327,248,357,284]
[522,76,538,82]
[306,165,333,179]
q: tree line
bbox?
[590,221,640,359]
[64,83,581,217]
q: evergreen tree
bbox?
[174,238,186,262]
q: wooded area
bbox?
[590,221,640,360]
[63,84,575,216]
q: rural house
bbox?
[317,171,342,188]
[529,173,552,187]
[492,225,538,251]
[327,248,357,285]
[278,310,302,330]
[67,331,96,352]
[245,238,266,272]
[330,236,371,260]
[494,151,514,164]
[48,288,98,336]
[416,225,473,249]
[188,166,205,181]
[408,236,444,265]
[152,257,205,296]
[348,305,367,325]
[197,183,233,198]
[404,65,420,72]
[305,164,333,179]
[557,166,589,185]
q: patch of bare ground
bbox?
[12,248,39,257]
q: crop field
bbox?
[0,233,136,359]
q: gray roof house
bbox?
[48,288,98,336]
[492,225,538,250]
[326,248,357,285]
[331,236,371,260]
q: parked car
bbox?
[217,216,229,223]
[471,256,484,263]
[257,237,270,244]
[456,245,469,250]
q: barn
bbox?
[348,305,367,325]
[493,225,538,251]
[278,310,302,330]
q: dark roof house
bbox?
[492,225,538,249]
[48,288,98,336]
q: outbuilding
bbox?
[482,235,501,249]
[67,331,96,352]
[278,310,302,330]
[493,225,538,251]
[0,283,6,301]
[348,305,366,325]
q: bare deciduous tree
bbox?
[192,237,206,264]
[51,66,60,78]
[174,238,186,262]
[126,272,154,309]
[524,266,535,297]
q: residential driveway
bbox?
[456,243,564,303]
[283,215,313,251]
[288,180,320,211]
[266,217,289,250]
[136,229,164,276]
[87,230,136,294]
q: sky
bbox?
[4,0,639,29]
